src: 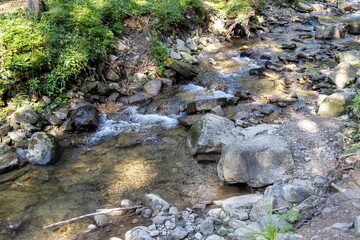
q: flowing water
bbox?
[1,6,360,239]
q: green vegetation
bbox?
[205,0,251,18]
[0,0,205,105]
[350,93,360,119]
[245,207,298,240]
[150,37,169,75]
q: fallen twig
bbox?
[43,205,142,229]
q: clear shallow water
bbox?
[1,10,359,239]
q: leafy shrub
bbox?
[0,0,204,103]
[151,37,169,75]
[350,93,360,119]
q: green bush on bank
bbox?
[0,0,205,104]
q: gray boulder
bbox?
[338,50,360,65]
[218,135,294,187]
[70,105,98,132]
[296,2,313,12]
[125,226,152,240]
[318,90,356,117]
[26,132,59,165]
[144,193,170,211]
[0,152,19,174]
[0,124,11,137]
[348,20,360,34]
[129,92,152,104]
[315,25,347,39]
[188,114,243,161]
[328,62,357,89]
[171,226,188,239]
[7,131,26,142]
[249,197,275,221]
[12,107,39,124]
[200,217,214,236]
[187,98,228,114]
[214,194,263,219]
[206,235,225,240]
[165,59,199,79]
[282,179,314,203]
[143,80,162,97]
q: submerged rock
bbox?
[218,135,293,187]
[26,132,59,165]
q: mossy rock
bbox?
[318,91,355,117]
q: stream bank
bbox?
[1,0,360,239]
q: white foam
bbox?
[90,107,179,141]
[196,90,234,100]
[180,84,206,93]
[228,56,262,74]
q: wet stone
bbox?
[0,124,11,137]
[0,152,19,174]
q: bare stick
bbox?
[43,205,143,229]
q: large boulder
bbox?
[70,105,98,132]
[0,152,19,174]
[282,179,314,203]
[218,135,294,187]
[26,132,59,165]
[338,50,360,65]
[315,25,347,39]
[328,62,358,89]
[188,114,243,161]
[12,107,39,124]
[318,90,356,117]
